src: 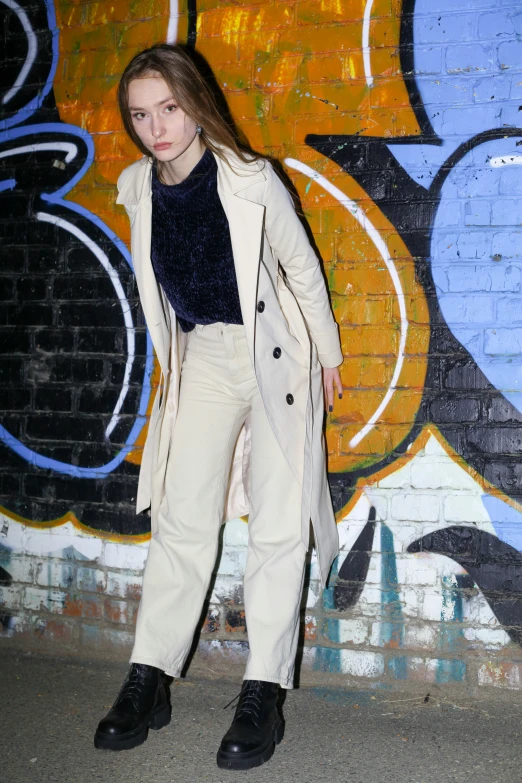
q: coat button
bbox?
[257,301,265,313]
[273,347,282,359]
[286,393,294,405]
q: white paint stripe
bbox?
[284,158,408,450]
[1,0,38,105]
[167,0,179,43]
[0,142,78,163]
[362,0,375,88]
[489,155,522,167]
[36,212,135,438]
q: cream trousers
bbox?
[131,323,307,688]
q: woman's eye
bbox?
[164,104,177,113]
[132,112,145,120]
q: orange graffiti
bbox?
[50,0,428,472]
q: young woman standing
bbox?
[94,44,343,771]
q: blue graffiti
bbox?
[0,1,154,480]
[431,135,522,414]
[1,0,59,131]
[380,524,407,680]
[437,575,466,683]
[482,494,522,552]
[388,0,522,188]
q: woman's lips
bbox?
[153,142,171,151]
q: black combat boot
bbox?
[217,680,284,770]
[94,663,170,751]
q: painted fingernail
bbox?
[329,405,333,412]
[339,393,343,399]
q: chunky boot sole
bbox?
[94,703,171,751]
[216,719,284,771]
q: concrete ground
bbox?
[2,651,522,783]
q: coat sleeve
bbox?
[116,167,135,220]
[263,163,343,368]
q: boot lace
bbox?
[232,680,265,727]
[114,664,155,712]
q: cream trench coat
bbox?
[116,148,343,587]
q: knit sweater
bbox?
[150,148,243,333]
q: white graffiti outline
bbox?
[0,142,78,162]
[167,0,179,43]
[284,158,408,449]
[490,155,522,168]
[362,0,375,88]
[1,0,38,105]
[36,212,135,439]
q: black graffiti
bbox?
[333,507,376,612]
[408,527,522,646]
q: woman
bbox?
[94,43,343,770]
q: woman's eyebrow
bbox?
[129,96,176,111]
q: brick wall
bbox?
[1,0,522,692]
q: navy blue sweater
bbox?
[150,148,243,333]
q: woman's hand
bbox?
[323,366,343,413]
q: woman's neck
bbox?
[157,135,206,186]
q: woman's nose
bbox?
[151,116,165,139]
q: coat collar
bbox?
[116,143,267,376]
[116,145,267,207]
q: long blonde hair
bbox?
[117,44,259,167]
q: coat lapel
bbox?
[119,158,172,376]
[215,154,266,359]
[117,148,266,372]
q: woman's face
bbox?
[127,75,198,162]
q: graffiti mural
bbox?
[0,0,153,536]
[1,0,522,682]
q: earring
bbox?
[196,124,202,135]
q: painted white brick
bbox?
[463,626,511,650]
[337,619,369,645]
[77,567,107,593]
[398,556,439,587]
[360,584,420,620]
[478,663,522,690]
[106,571,142,598]
[223,518,248,547]
[24,523,103,561]
[443,495,486,524]
[0,585,22,610]
[0,515,24,550]
[369,622,387,648]
[422,591,444,623]
[103,541,148,570]
[410,460,472,490]
[423,435,448,457]
[210,577,243,605]
[339,650,384,678]
[352,587,383,618]
[363,557,380,585]
[24,587,67,614]
[468,595,505,628]
[216,546,247,577]
[391,493,440,522]
[390,524,419,551]
[5,555,34,584]
[35,562,74,589]
[404,624,438,650]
